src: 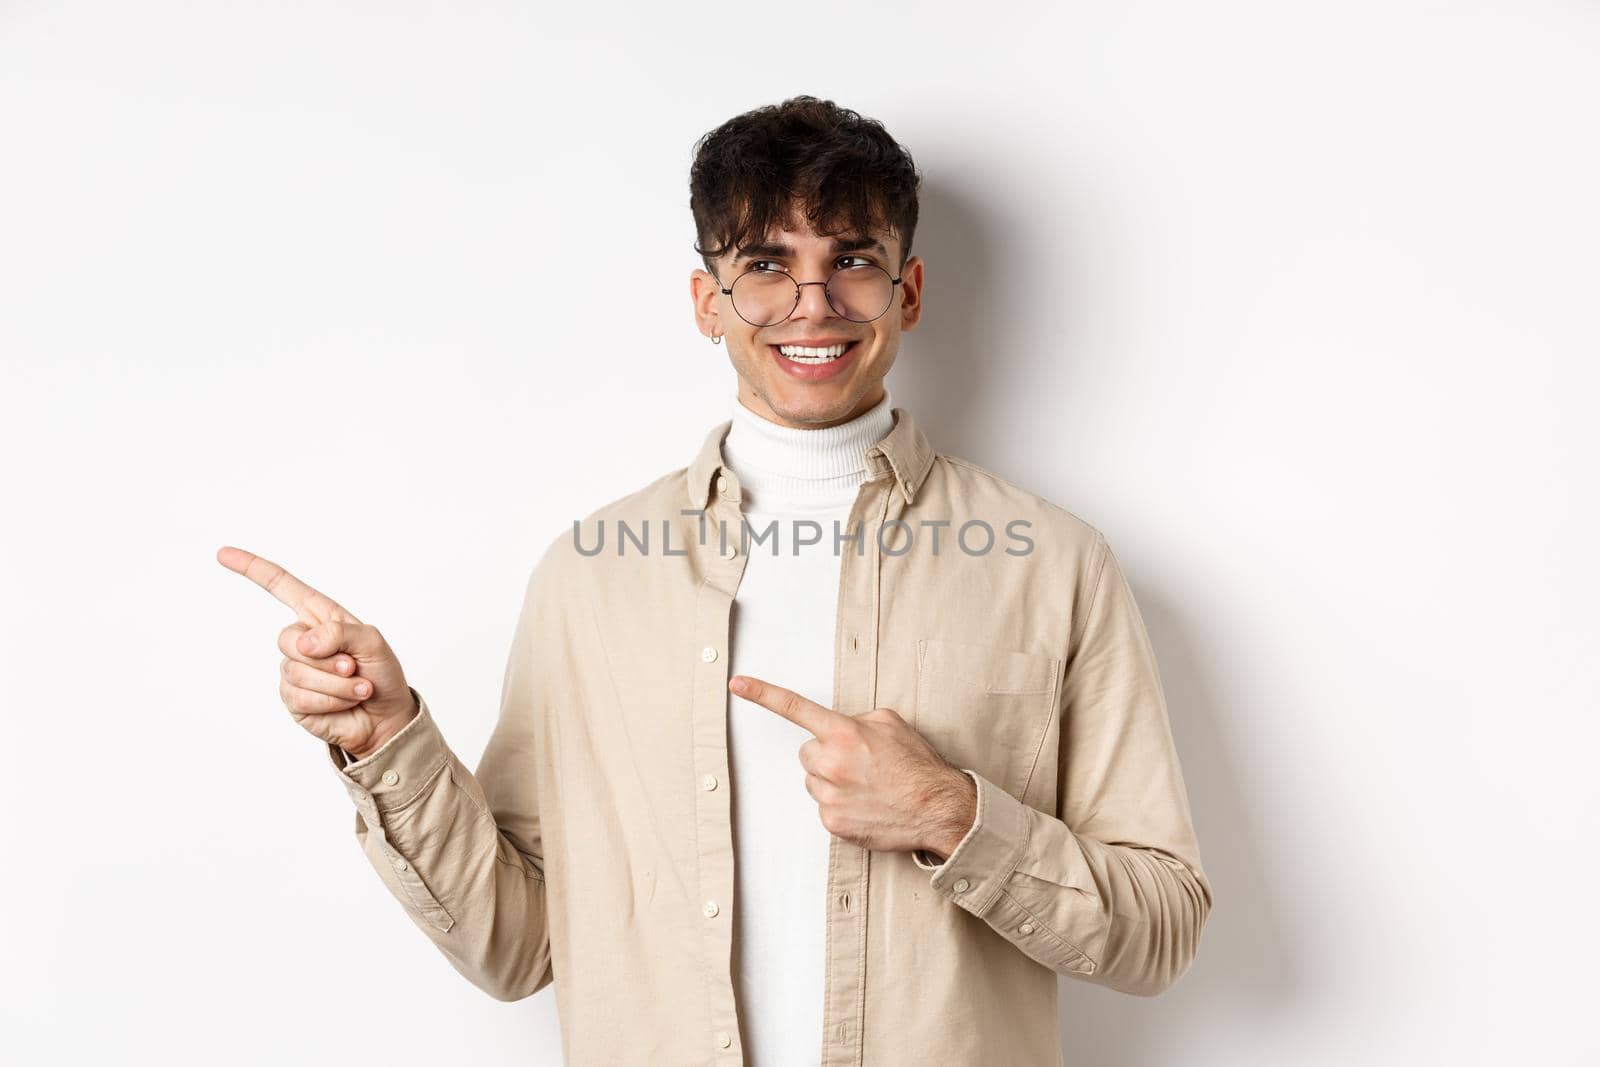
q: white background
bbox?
[2,2,1596,1064]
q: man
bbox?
[219,95,1212,1065]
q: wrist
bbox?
[921,766,978,860]
[345,692,420,762]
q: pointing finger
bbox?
[729,676,847,738]
[217,545,360,627]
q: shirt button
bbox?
[702,774,718,791]
[715,1030,731,1049]
[721,542,737,558]
[395,859,409,871]
[1019,922,1034,935]
[701,646,718,662]
[380,770,399,786]
[715,475,727,493]
[703,899,719,918]
[953,878,971,893]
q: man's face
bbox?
[691,214,923,429]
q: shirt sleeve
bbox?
[911,532,1214,996]
[324,556,560,1002]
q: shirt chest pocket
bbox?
[913,637,1062,804]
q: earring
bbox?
[711,332,723,345]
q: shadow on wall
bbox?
[887,177,1010,461]
[1058,588,1290,1064]
[901,180,1292,1062]
[886,175,1095,468]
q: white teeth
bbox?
[777,342,850,363]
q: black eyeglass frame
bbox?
[711,263,904,328]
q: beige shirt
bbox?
[326,405,1213,1066]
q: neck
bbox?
[720,390,895,513]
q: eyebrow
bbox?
[732,235,890,267]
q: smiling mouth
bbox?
[769,340,860,364]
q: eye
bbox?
[743,255,875,274]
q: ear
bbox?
[897,254,925,331]
[690,267,725,339]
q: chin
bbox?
[766,392,862,426]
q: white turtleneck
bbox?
[721,387,895,1066]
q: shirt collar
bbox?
[685,403,935,511]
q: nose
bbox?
[790,278,840,322]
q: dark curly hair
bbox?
[689,95,922,278]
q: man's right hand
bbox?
[217,545,419,761]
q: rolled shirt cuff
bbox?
[911,768,1031,919]
[324,687,443,817]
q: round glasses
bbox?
[714,263,903,327]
